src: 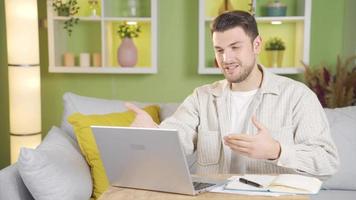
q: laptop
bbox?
[91,126,227,195]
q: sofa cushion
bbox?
[17,126,92,200]
[159,103,179,120]
[311,189,356,200]
[61,92,156,140]
[323,106,356,190]
[0,164,34,200]
[67,105,160,199]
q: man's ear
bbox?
[253,36,262,53]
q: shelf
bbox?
[103,17,151,21]
[205,16,305,22]
[49,66,156,74]
[53,16,102,21]
[198,67,305,75]
[198,67,221,75]
[54,16,152,22]
[103,21,152,68]
[103,0,151,18]
[256,16,305,23]
[199,0,311,75]
[47,0,157,74]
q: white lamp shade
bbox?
[10,134,41,163]
[9,67,41,134]
[5,0,39,64]
[5,0,42,164]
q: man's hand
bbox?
[223,116,281,160]
[125,102,158,128]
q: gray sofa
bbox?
[0,92,355,199]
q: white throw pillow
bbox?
[60,92,147,139]
[323,106,356,190]
[17,126,92,200]
[159,103,180,121]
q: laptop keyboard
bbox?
[193,182,216,191]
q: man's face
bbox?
[213,27,261,83]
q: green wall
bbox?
[0,0,349,169]
[310,0,345,65]
[342,0,356,58]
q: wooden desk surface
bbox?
[98,174,310,200]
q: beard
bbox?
[222,59,256,83]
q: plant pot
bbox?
[266,50,284,68]
[63,52,75,66]
[117,37,137,67]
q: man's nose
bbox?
[223,50,234,64]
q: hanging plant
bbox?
[52,0,80,36]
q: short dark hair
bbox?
[211,10,259,42]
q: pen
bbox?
[239,178,263,188]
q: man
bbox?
[126,10,339,180]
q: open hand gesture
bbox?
[125,102,158,128]
[223,116,281,160]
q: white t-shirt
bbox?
[230,89,258,133]
[229,89,258,173]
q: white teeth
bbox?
[224,65,238,70]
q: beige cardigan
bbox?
[159,67,339,180]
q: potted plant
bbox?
[116,22,141,67]
[264,37,286,67]
[303,55,356,108]
[52,0,80,36]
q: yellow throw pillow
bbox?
[67,105,160,200]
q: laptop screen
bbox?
[91,126,197,195]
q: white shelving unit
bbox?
[198,0,311,75]
[47,0,157,74]
[200,66,305,75]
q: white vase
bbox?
[117,37,137,67]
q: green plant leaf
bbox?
[117,22,141,39]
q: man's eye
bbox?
[215,49,224,54]
[232,46,240,50]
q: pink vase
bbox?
[117,37,137,67]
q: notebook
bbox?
[91,126,227,195]
[224,174,322,194]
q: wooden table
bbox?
[98,174,310,200]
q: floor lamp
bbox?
[4,0,42,163]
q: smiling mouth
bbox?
[223,65,240,73]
